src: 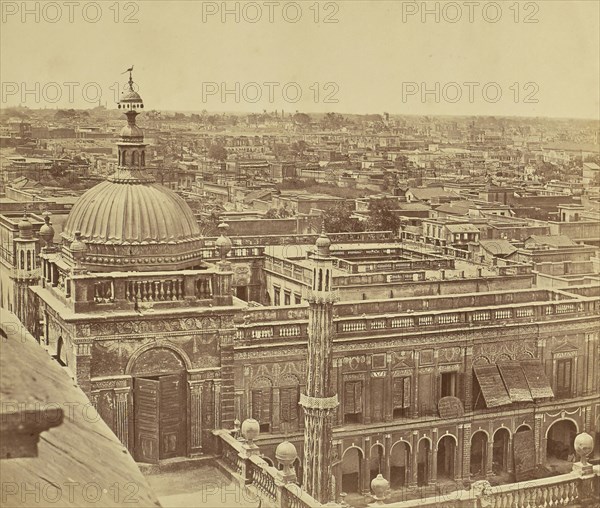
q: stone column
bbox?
[362,437,371,494]
[114,387,130,450]
[463,346,473,412]
[535,414,544,465]
[507,434,514,474]
[430,429,438,486]
[409,431,418,487]
[461,423,471,481]
[486,439,494,477]
[384,434,392,483]
[411,351,420,418]
[189,381,204,452]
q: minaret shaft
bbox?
[300,232,338,505]
[302,300,336,503]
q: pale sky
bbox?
[1,0,599,118]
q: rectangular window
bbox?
[280,387,299,430]
[294,293,302,305]
[273,286,281,306]
[555,359,572,397]
[344,380,363,424]
[441,372,457,398]
[284,291,291,306]
[252,389,272,432]
[393,376,411,418]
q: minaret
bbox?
[13,212,39,325]
[300,228,339,504]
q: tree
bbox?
[292,112,311,126]
[322,202,364,233]
[208,144,228,162]
[367,198,400,233]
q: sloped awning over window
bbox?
[473,365,512,407]
[497,362,534,402]
[520,360,554,399]
[474,361,554,408]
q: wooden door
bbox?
[159,374,186,459]
[134,378,160,463]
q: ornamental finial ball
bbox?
[241,418,260,444]
[371,473,389,502]
[275,440,298,465]
[574,432,594,465]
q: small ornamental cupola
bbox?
[310,222,335,294]
[115,66,149,180]
[39,212,55,249]
[18,212,33,239]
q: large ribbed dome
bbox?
[64,181,201,244]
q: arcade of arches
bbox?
[332,418,583,495]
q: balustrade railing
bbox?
[248,458,277,502]
[383,470,596,508]
[126,278,185,302]
[213,430,321,508]
[93,281,114,303]
[238,298,589,343]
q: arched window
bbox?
[121,150,127,166]
[26,251,32,270]
[132,151,139,165]
[141,151,145,166]
[20,251,25,270]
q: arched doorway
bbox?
[492,428,511,475]
[390,441,410,488]
[470,432,487,478]
[546,420,577,463]
[369,444,384,482]
[130,346,188,463]
[437,435,456,480]
[417,439,430,486]
[341,447,363,494]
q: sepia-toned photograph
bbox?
[1,1,599,507]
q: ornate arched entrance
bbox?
[437,435,456,480]
[390,441,410,488]
[492,428,511,475]
[341,447,363,494]
[417,439,430,486]
[369,444,384,482]
[129,346,188,463]
[470,431,487,478]
[546,419,577,463]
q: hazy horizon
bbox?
[2,1,599,119]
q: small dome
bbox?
[39,213,55,246]
[121,89,143,103]
[315,232,331,257]
[69,231,87,253]
[18,214,33,239]
[215,223,232,259]
[275,441,298,463]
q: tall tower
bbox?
[12,213,39,325]
[300,230,339,504]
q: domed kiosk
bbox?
[60,71,204,271]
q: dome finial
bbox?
[118,65,144,112]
